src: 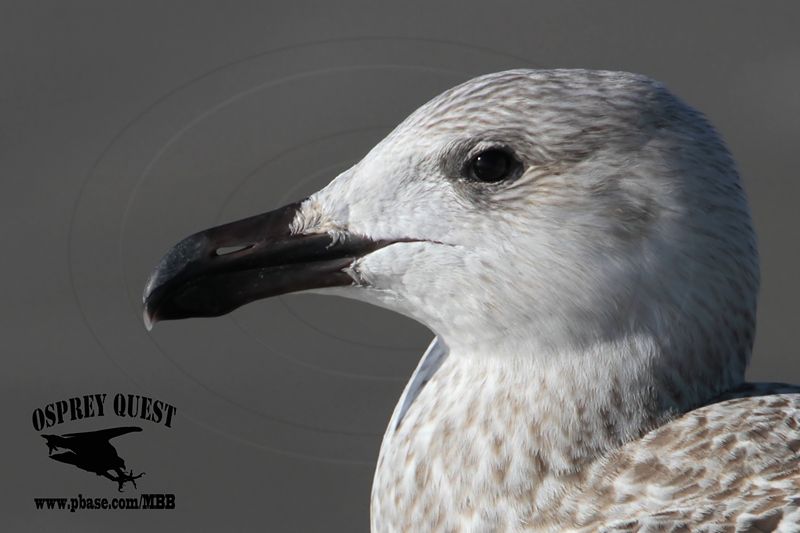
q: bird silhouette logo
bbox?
[41,426,145,492]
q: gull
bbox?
[142,69,800,531]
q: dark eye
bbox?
[466,148,517,183]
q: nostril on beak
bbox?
[215,244,254,256]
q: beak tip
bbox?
[143,307,156,332]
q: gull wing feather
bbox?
[572,386,800,532]
[389,336,449,431]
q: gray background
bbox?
[2,2,798,531]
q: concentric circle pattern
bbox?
[69,38,534,462]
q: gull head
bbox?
[144,69,758,401]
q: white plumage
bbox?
[287,69,800,531]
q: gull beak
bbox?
[142,200,391,330]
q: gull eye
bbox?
[466,148,517,183]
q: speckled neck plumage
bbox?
[371,334,737,531]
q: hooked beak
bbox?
[142,201,395,330]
